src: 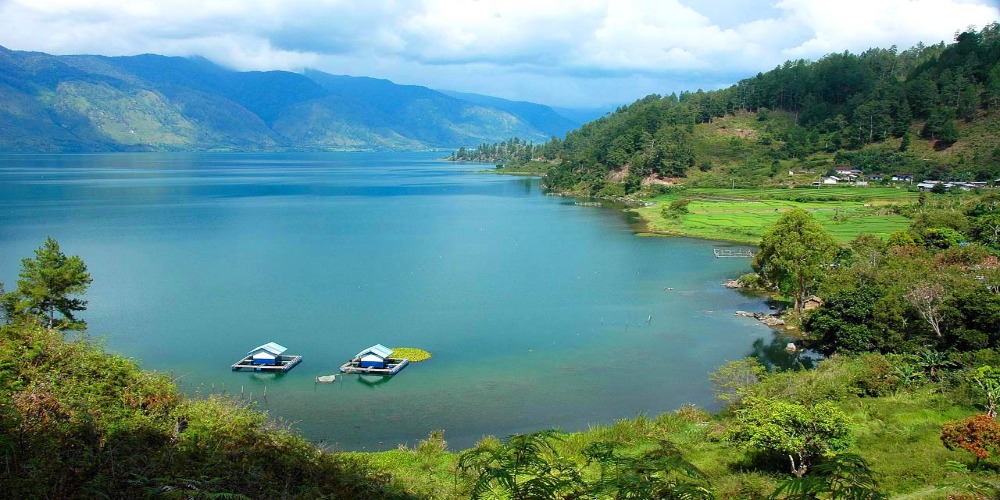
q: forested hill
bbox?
[459,24,1000,197]
[0,48,581,152]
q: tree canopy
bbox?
[752,209,838,313]
[727,396,851,478]
[2,237,92,330]
[459,24,1000,193]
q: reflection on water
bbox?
[749,333,822,372]
[356,374,393,387]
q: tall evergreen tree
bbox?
[2,237,92,330]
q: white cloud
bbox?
[0,0,997,107]
[776,0,999,56]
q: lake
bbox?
[0,152,795,450]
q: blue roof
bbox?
[355,344,392,359]
[248,342,287,356]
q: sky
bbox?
[0,0,998,108]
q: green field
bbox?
[635,186,919,244]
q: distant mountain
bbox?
[551,106,614,126]
[0,47,566,152]
[438,89,583,138]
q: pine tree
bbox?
[2,237,92,330]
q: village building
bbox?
[803,296,824,310]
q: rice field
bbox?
[635,186,919,244]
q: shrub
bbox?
[710,357,767,404]
[855,353,901,397]
[669,198,693,213]
[941,414,1000,462]
[727,396,851,477]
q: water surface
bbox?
[0,152,789,450]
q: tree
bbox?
[904,282,946,338]
[2,237,92,330]
[752,209,838,314]
[921,106,959,145]
[849,234,886,269]
[973,213,1000,248]
[728,397,851,477]
[804,281,886,354]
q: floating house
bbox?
[341,344,410,376]
[356,344,393,368]
[249,342,287,366]
[232,342,303,372]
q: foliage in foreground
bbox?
[0,322,410,499]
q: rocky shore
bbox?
[735,310,785,327]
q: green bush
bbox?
[854,353,901,397]
[670,198,693,213]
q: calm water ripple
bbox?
[0,152,798,450]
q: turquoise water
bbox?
[0,152,792,450]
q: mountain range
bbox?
[0,46,588,152]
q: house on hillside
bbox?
[834,166,863,180]
[868,174,885,182]
[247,342,287,366]
[823,177,839,185]
[917,181,938,191]
[803,296,824,310]
[891,173,914,183]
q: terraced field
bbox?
[635,186,919,244]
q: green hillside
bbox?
[0,48,579,152]
[458,24,1000,198]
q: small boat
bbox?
[315,374,337,383]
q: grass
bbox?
[391,347,432,362]
[364,387,984,498]
[841,389,975,496]
[635,186,918,244]
[361,355,995,499]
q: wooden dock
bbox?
[340,358,409,376]
[231,355,303,372]
[714,248,755,258]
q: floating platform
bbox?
[714,248,755,258]
[340,358,409,375]
[231,355,303,372]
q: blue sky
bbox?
[0,0,997,108]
